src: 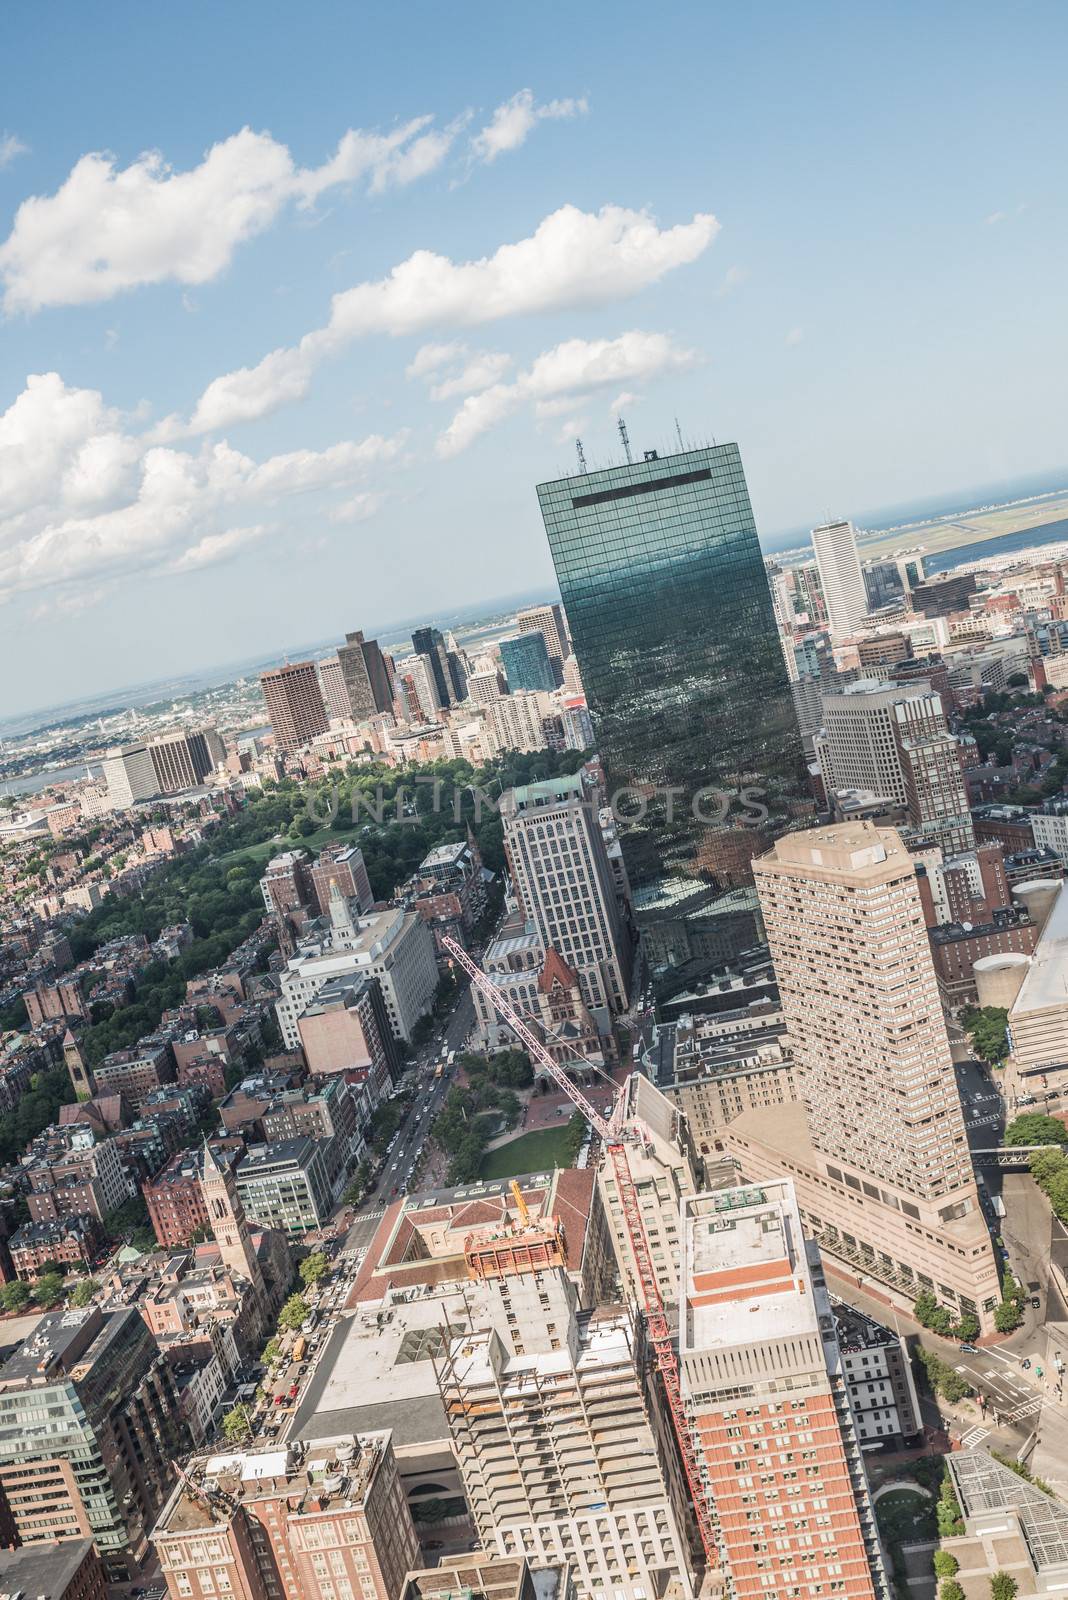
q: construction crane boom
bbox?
[442,935,719,1568]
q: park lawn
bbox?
[216,821,363,868]
[478,1125,577,1180]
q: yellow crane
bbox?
[509,1178,530,1226]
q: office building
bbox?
[394,652,442,720]
[817,681,974,854]
[0,1307,185,1574]
[678,1181,889,1599]
[728,823,1001,1330]
[297,973,399,1098]
[259,662,329,753]
[276,897,438,1047]
[234,1136,337,1235]
[484,691,555,754]
[309,843,374,915]
[153,1434,419,1600]
[811,518,868,637]
[259,850,313,916]
[0,1538,106,1600]
[832,1302,921,1445]
[538,444,805,980]
[317,654,350,720]
[515,601,570,663]
[412,625,464,707]
[102,742,159,809]
[438,1272,697,1600]
[337,629,396,721]
[147,727,224,792]
[596,1075,698,1310]
[503,774,631,1019]
[499,631,557,693]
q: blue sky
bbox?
[2,0,1067,714]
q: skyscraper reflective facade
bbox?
[537,443,807,983]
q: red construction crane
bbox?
[442,935,719,1568]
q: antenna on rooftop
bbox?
[575,438,588,475]
[617,416,632,464]
[675,417,685,452]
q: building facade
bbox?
[537,443,806,982]
[499,632,557,693]
[733,823,1002,1331]
[679,1181,888,1598]
[503,774,631,1020]
[259,663,329,753]
[811,518,868,638]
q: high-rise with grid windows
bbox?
[537,444,806,984]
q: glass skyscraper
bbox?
[500,629,557,692]
[537,443,808,986]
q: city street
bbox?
[366,986,476,1203]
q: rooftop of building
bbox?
[158,1433,388,1533]
[348,1168,597,1305]
[419,841,471,871]
[831,1298,900,1355]
[509,773,584,810]
[0,1535,96,1598]
[950,1448,1068,1569]
[0,1305,136,1388]
[1009,880,1068,1017]
[756,819,912,882]
[682,1183,817,1353]
[237,1135,320,1172]
[443,1305,636,1392]
[402,1556,566,1600]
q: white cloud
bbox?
[316,203,717,349]
[407,340,513,400]
[785,326,804,346]
[985,210,1007,226]
[436,329,697,457]
[0,134,27,171]
[716,264,748,297]
[177,202,717,434]
[0,371,405,597]
[406,341,465,379]
[608,391,641,413]
[470,89,588,164]
[328,491,387,524]
[0,118,458,313]
[169,525,268,572]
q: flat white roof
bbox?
[1010,881,1068,1017]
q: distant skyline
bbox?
[3,0,1068,712]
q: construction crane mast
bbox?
[441,936,719,1569]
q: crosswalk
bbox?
[961,1425,989,1447]
[1006,1397,1044,1423]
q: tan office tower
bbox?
[260,661,329,752]
[726,822,1002,1331]
[679,1181,889,1599]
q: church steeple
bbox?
[199,1139,267,1308]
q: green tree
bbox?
[937,1476,965,1537]
[1004,1113,1067,1148]
[990,1575,1019,1600]
[994,1299,1023,1333]
[299,1251,330,1287]
[914,1289,940,1327]
[70,1279,97,1307]
[940,1584,965,1600]
[221,1404,253,1444]
[933,1551,959,1579]
[960,1005,1010,1064]
[953,1312,980,1342]
[33,1272,66,1309]
[262,1337,281,1366]
[0,1281,30,1313]
[278,1293,308,1332]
